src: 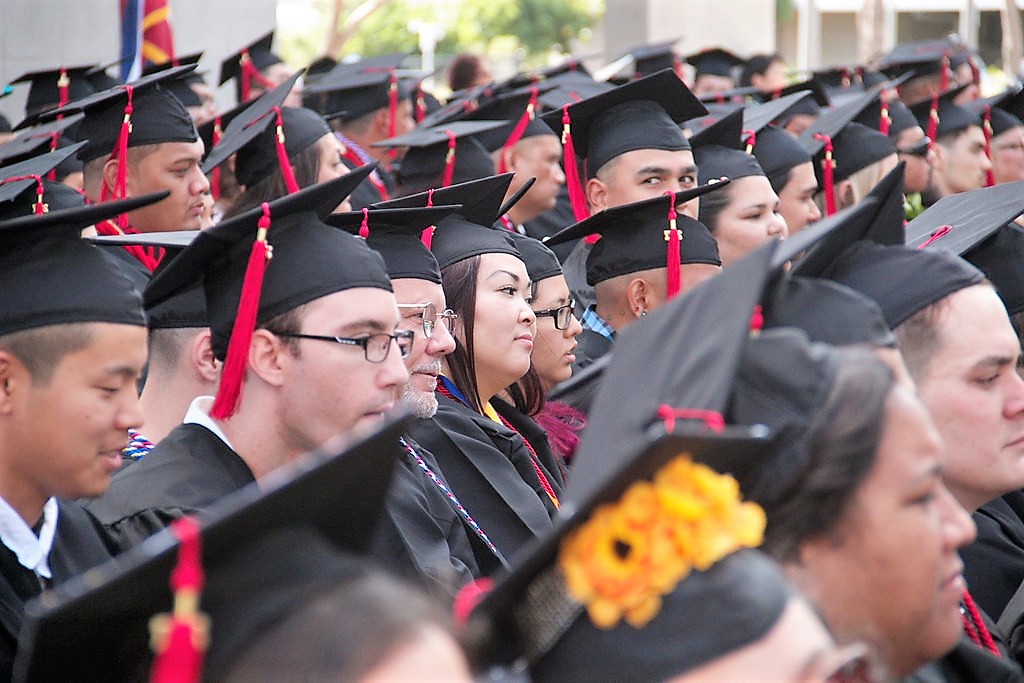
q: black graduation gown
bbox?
[84,423,255,550]
[572,328,614,373]
[561,239,596,312]
[0,502,117,681]
[962,491,1024,621]
[903,638,1024,682]
[407,395,560,566]
[491,397,567,490]
[370,436,507,596]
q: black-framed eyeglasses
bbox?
[533,299,576,330]
[897,136,931,158]
[396,302,458,338]
[273,329,414,362]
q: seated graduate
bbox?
[328,202,509,591]
[84,173,407,548]
[406,174,565,566]
[0,165,169,677]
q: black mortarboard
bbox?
[692,109,766,182]
[201,71,303,173]
[15,415,407,683]
[796,83,883,152]
[0,114,84,166]
[234,106,330,187]
[875,38,962,79]
[855,97,919,139]
[686,47,744,78]
[608,40,682,79]
[909,86,980,140]
[906,180,1024,253]
[196,96,249,156]
[681,104,739,137]
[85,59,127,92]
[11,66,96,115]
[427,174,523,270]
[743,91,814,135]
[537,79,615,111]
[88,230,207,329]
[509,232,563,283]
[0,142,87,204]
[825,121,897,183]
[218,32,284,102]
[967,87,1024,137]
[811,65,867,91]
[382,120,505,193]
[752,125,813,193]
[826,242,984,328]
[759,79,830,121]
[763,275,896,347]
[44,65,200,163]
[791,162,905,277]
[0,178,87,220]
[303,56,413,121]
[146,172,392,361]
[142,52,206,108]
[964,223,1024,315]
[539,69,705,175]
[546,183,726,290]
[324,205,462,283]
[0,191,168,337]
[459,88,556,153]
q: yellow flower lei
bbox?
[557,454,765,630]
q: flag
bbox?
[120,0,175,82]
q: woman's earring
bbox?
[639,310,647,317]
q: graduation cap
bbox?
[791,162,905,277]
[692,109,766,182]
[425,174,523,270]
[605,40,682,80]
[14,414,408,683]
[686,47,744,79]
[905,180,1024,253]
[758,79,830,120]
[85,58,129,92]
[142,52,206,108]
[0,190,168,337]
[763,275,896,348]
[875,37,961,79]
[963,223,1024,316]
[0,113,84,166]
[0,141,87,206]
[909,85,980,142]
[324,204,462,283]
[234,106,330,188]
[459,87,557,155]
[145,172,392,418]
[743,91,814,135]
[966,86,1024,139]
[751,126,813,194]
[201,71,303,173]
[545,183,726,298]
[537,79,615,111]
[509,232,563,283]
[812,65,868,91]
[0,178,87,220]
[10,65,96,115]
[855,97,919,140]
[302,54,414,126]
[43,64,200,164]
[88,230,207,329]
[219,31,285,102]
[381,120,505,193]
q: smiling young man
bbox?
[85,176,409,549]
[0,184,166,678]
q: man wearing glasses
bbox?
[86,178,411,548]
[353,208,512,588]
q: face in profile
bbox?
[392,278,457,419]
[530,274,582,390]
[124,139,210,232]
[775,161,821,237]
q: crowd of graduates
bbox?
[4,26,1024,682]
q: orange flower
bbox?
[557,454,765,630]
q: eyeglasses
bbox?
[396,302,458,338]
[273,330,414,362]
[897,136,931,158]
[533,299,576,330]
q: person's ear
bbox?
[585,176,608,212]
[0,352,23,415]
[247,329,289,388]
[190,329,221,383]
[625,277,650,318]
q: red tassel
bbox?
[813,133,836,216]
[271,107,301,194]
[441,129,457,187]
[210,203,273,420]
[149,517,208,683]
[983,106,995,187]
[560,105,591,231]
[926,93,940,153]
[497,87,538,174]
[742,129,756,155]
[358,207,370,238]
[749,304,764,332]
[415,87,427,123]
[917,225,951,249]
[210,116,223,201]
[56,67,69,108]
[2,175,47,214]
[879,97,890,136]
[238,51,275,102]
[655,404,725,433]
[452,578,493,627]
[386,72,398,162]
[421,188,435,248]
[664,192,681,299]
[100,85,134,230]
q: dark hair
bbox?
[441,256,483,412]
[893,296,952,381]
[767,167,792,196]
[756,347,895,562]
[447,53,487,92]
[507,366,545,416]
[1011,311,1024,369]
[0,323,93,385]
[740,53,783,87]
[696,182,734,235]
[223,138,326,219]
[261,302,309,359]
[222,572,460,683]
